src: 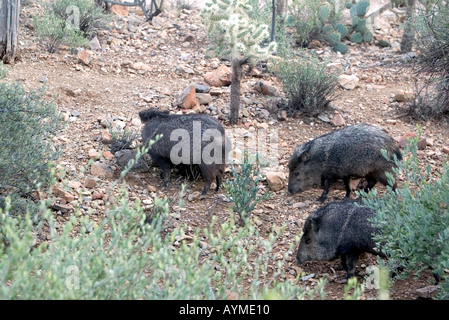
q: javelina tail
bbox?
[138,109,170,123]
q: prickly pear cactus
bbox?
[348,0,372,44]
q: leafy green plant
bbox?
[361,129,449,299]
[224,153,272,226]
[348,0,373,44]
[0,61,8,79]
[0,82,62,216]
[34,13,88,53]
[409,0,449,119]
[45,0,111,37]
[273,50,339,116]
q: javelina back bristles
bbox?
[139,109,231,197]
[288,123,402,202]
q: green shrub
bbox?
[224,153,272,226]
[0,61,7,79]
[0,82,62,216]
[45,0,111,37]
[34,13,88,53]
[410,0,449,119]
[273,51,339,116]
[361,132,449,299]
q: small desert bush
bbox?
[361,131,449,299]
[0,82,62,216]
[409,0,449,119]
[224,153,272,225]
[34,13,88,53]
[45,0,111,37]
[273,51,339,117]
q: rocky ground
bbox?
[5,2,449,300]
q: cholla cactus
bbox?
[202,0,276,62]
[202,0,276,124]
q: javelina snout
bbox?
[288,124,402,202]
[296,200,380,281]
[139,109,231,196]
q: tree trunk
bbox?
[229,58,247,125]
[400,0,416,53]
[0,0,20,64]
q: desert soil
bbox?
[4,2,449,300]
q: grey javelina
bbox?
[288,123,402,202]
[296,200,381,280]
[139,109,230,196]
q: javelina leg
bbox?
[364,176,377,193]
[215,174,222,192]
[341,253,359,281]
[153,156,171,187]
[317,178,331,202]
[199,165,213,198]
[343,177,351,199]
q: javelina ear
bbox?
[311,215,321,232]
[301,152,310,162]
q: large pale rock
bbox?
[91,161,115,179]
[112,4,129,16]
[338,74,359,90]
[264,171,287,192]
[394,90,414,102]
[204,65,232,87]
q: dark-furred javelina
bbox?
[288,123,402,202]
[139,109,230,196]
[296,200,382,281]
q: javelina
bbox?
[139,109,230,196]
[296,200,381,280]
[288,124,402,202]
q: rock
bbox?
[249,68,263,78]
[77,50,91,65]
[338,74,359,90]
[131,118,141,127]
[91,161,115,178]
[102,151,114,160]
[443,146,449,154]
[195,83,210,93]
[196,93,212,105]
[209,88,223,96]
[188,191,202,202]
[399,132,427,150]
[85,177,98,189]
[253,81,277,96]
[39,76,47,83]
[112,4,129,16]
[115,149,150,172]
[318,114,330,123]
[89,36,101,50]
[130,62,152,71]
[308,39,322,49]
[101,130,112,144]
[71,109,81,117]
[88,149,101,160]
[416,286,439,299]
[394,90,414,102]
[331,112,346,126]
[259,109,270,119]
[51,203,74,214]
[204,65,232,87]
[65,88,82,97]
[277,110,288,121]
[264,171,286,192]
[92,191,105,200]
[176,83,199,109]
